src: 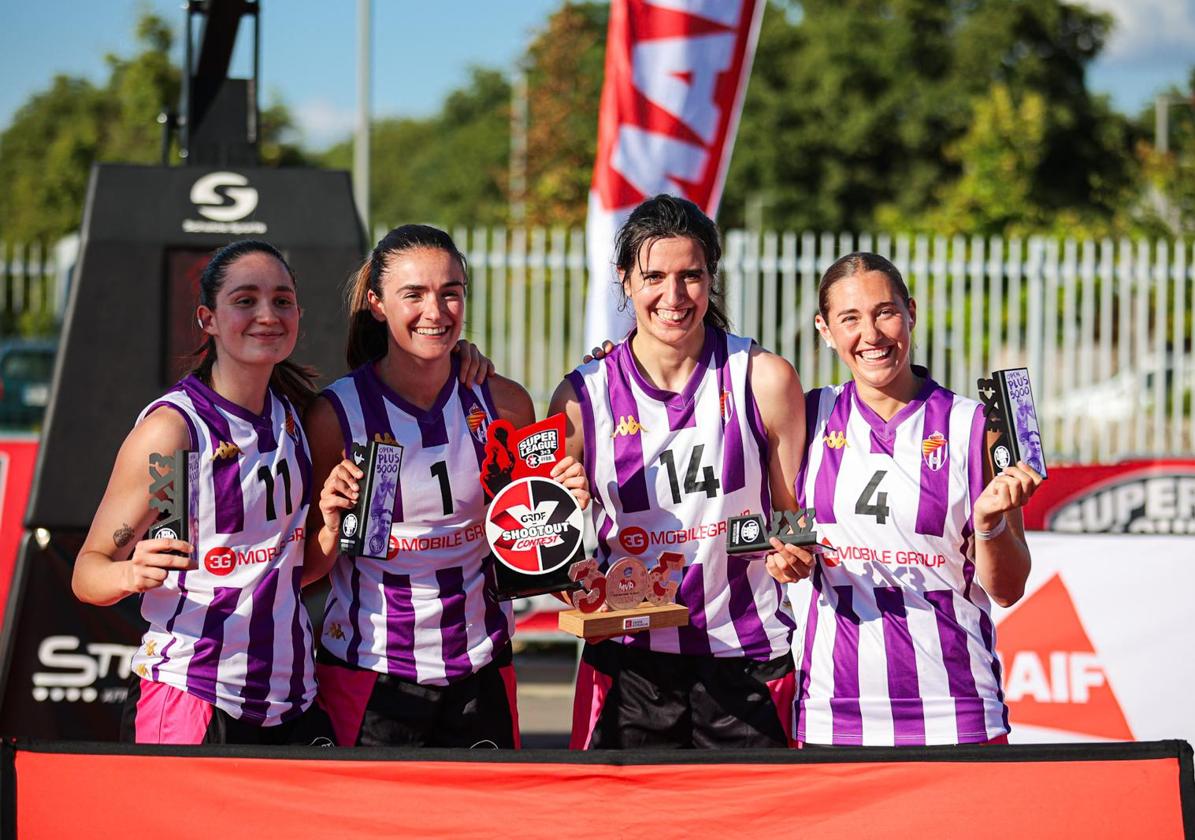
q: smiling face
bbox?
[816,269,917,397]
[621,236,710,351]
[198,251,300,370]
[368,246,466,364]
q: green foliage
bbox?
[335,67,512,230]
[524,2,608,227]
[1132,68,1195,237]
[722,0,1139,238]
[0,13,312,246]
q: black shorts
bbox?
[316,644,520,748]
[571,641,795,749]
[120,677,335,746]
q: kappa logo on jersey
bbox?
[373,432,398,446]
[485,476,583,574]
[921,432,948,471]
[720,389,734,424]
[466,406,489,443]
[327,623,345,641]
[518,429,559,468]
[612,415,648,438]
[144,640,157,657]
[996,573,1132,740]
[212,440,240,461]
[618,526,649,555]
[823,430,848,449]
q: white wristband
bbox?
[975,516,1008,541]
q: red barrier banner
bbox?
[0,436,37,627]
[584,0,765,347]
[5,741,1193,840]
[1021,459,1195,533]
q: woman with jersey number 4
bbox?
[552,194,808,749]
[304,224,589,748]
[72,240,333,745]
[769,252,1041,747]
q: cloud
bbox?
[1080,0,1195,62]
[292,99,356,150]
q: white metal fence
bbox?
[5,229,1192,462]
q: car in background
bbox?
[0,340,56,428]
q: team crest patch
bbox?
[466,406,489,443]
[283,407,300,443]
[922,432,948,471]
[612,415,647,438]
[823,430,848,449]
[720,389,734,423]
[212,440,241,461]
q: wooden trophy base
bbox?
[557,603,689,640]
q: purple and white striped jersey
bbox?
[567,327,794,660]
[130,374,316,726]
[791,376,1008,745]
[319,360,513,685]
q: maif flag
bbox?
[584,0,765,350]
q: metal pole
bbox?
[1156,95,1170,155]
[510,62,528,226]
[354,0,372,234]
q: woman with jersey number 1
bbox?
[768,252,1042,747]
[303,224,589,748]
[72,240,334,745]
[552,195,808,749]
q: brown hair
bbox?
[190,240,317,410]
[613,194,730,331]
[345,224,468,370]
[817,252,911,318]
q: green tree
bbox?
[1133,68,1195,237]
[722,0,1138,235]
[331,67,512,230]
[523,1,608,227]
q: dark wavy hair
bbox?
[345,224,468,369]
[612,194,730,331]
[190,239,317,409]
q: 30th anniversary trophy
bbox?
[977,368,1048,480]
[148,449,198,547]
[479,414,688,640]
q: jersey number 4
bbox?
[658,445,720,504]
[854,469,891,524]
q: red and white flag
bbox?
[584,0,765,349]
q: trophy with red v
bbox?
[481,414,585,600]
[479,415,688,640]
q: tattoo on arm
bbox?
[113,524,134,549]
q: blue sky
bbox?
[1,0,1192,150]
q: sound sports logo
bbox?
[183,171,267,234]
[996,573,1132,740]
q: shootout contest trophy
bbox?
[480,414,688,640]
[339,439,405,559]
[977,368,1048,480]
[725,508,829,558]
[148,449,199,549]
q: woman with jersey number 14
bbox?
[552,195,808,749]
[303,224,589,748]
[768,252,1042,747]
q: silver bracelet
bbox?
[975,516,1008,541]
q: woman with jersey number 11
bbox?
[72,240,333,746]
[768,252,1042,747]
